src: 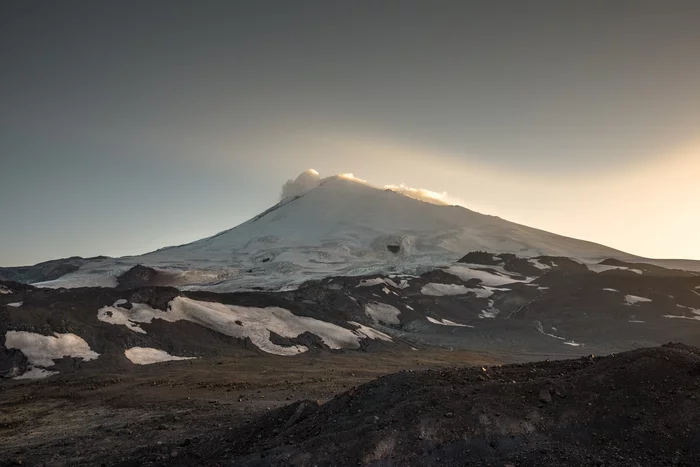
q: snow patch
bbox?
[603,288,619,292]
[662,314,700,322]
[14,367,59,380]
[5,331,99,379]
[420,282,507,298]
[446,264,531,287]
[529,259,551,270]
[100,297,385,356]
[678,305,700,315]
[478,308,499,319]
[357,278,387,288]
[536,321,583,347]
[587,264,642,274]
[624,295,652,306]
[470,286,509,299]
[0,285,11,294]
[124,347,197,365]
[348,321,393,341]
[364,302,401,325]
[426,316,473,327]
[33,271,120,289]
[420,283,471,296]
[7,302,23,307]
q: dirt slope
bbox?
[175,344,700,467]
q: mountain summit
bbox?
[28,170,700,291]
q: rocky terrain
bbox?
[178,343,700,467]
[3,251,700,380]
[3,344,700,466]
[0,347,496,466]
[2,250,700,465]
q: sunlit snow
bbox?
[5,331,100,379]
[98,297,392,355]
[124,347,197,365]
[40,173,666,293]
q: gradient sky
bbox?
[1,1,699,266]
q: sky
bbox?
[1,1,699,266]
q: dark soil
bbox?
[0,349,495,467]
[156,343,700,467]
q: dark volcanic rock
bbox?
[0,347,28,378]
[458,251,502,265]
[185,345,700,466]
[117,264,160,289]
[0,280,35,295]
[129,286,181,311]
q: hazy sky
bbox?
[1,1,699,266]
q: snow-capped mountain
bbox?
[24,171,700,291]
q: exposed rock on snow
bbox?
[364,302,401,326]
[4,331,99,379]
[98,297,392,355]
[347,322,393,341]
[445,264,530,287]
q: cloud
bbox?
[280,169,321,200]
[279,169,455,207]
[338,173,368,184]
[383,184,450,205]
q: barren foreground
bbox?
[5,344,700,466]
[0,348,497,466]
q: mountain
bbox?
[18,172,700,292]
[3,251,700,380]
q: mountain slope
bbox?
[28,173,700,291]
